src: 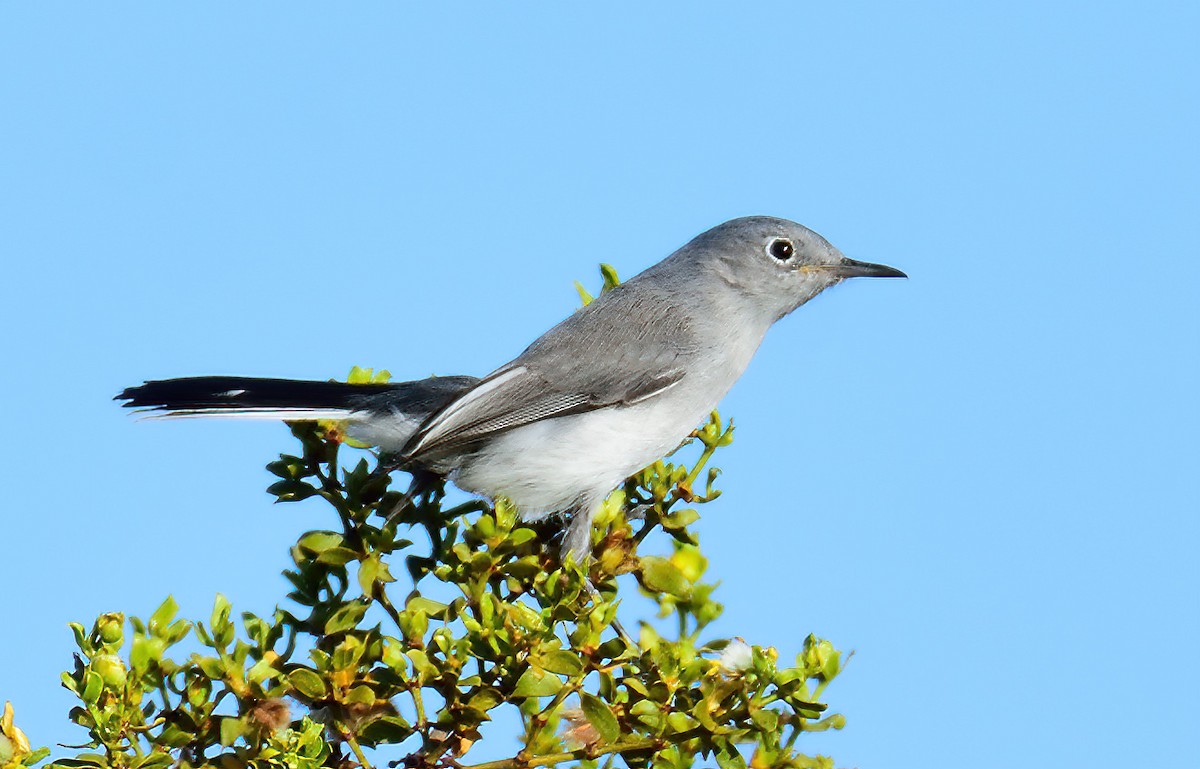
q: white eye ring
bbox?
[767,238,795,261]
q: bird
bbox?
[118,216,905,557]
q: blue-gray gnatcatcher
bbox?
[119,216,905,556]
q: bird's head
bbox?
[683,216,906,322]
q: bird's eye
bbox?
[768,238,795,261]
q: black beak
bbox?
[834,257,907,279]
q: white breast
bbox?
[449,393,705,517]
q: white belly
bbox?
[449,394,710,517]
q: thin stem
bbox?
[127,718,166,734]
[632,518,658,546]
[681,442,719,492]
[126,730,146,759]
[537,675,582,720]
[411,686,428,728]
[441,499,492,519]
[462,737,659,769]
[783,722,802,751]
[374,585,404,630]
[157,680,173,716]
[344,731,374,769]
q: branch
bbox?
[462,736,660,769]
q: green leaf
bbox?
[358,554,395,594]
[405,649,439,681]
[804,713,847,732]
[692,700,722,732]
[267,479,317,501]
[347,365,391,385]
[129,635,165,674]
[406,596,449,619]
[332,636,367,670]
[750,708,779,732]
[49,756,107,768]
[579,691,620,743]
[715,747,747,769]
[382,638,408,675]
[660,508,700,530]
[79,670,102,703]
[297,531,344,554]
[359,715,413,744]
[148,596,178,637]
[247,658,281,685]
[165,619,192,645]
[784,691,827,716]
[536,649,584,676]
[508,528,538,546]
[210,593,233,646]
[640,556,691,597]
[670,545,707,582]
[288,667,328,699]
[316,547,358,566]
[467,688,503,712]
[91,654,127,688]
[194,654,224,678]
[157,723,196,749]
[219,717,246,746]
[186,677,211,707]
[400,609,429,642]
[511,667,563,698]
[266,455,307,480]
[599,263,621,291]
[665,711,698,733]
[346,685,376,705]
[323,602,368,634]
[630,699,662,730]
[622,677,649,697]
[68,622,86,650]
[820,647,841,681]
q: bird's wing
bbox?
[403,284,696,457]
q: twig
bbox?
[345,731,374,769]
[461,736,659,769]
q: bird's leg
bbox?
[560,501,637,649]
[382,469,438,529]
[371,450,405,481]
[559,503,594,562]
[382,484,419,529]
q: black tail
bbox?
[116,375,479,420]
[117,376,392,413]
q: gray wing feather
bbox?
[404,283,696,457]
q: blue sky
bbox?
[1,3,1196,767]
